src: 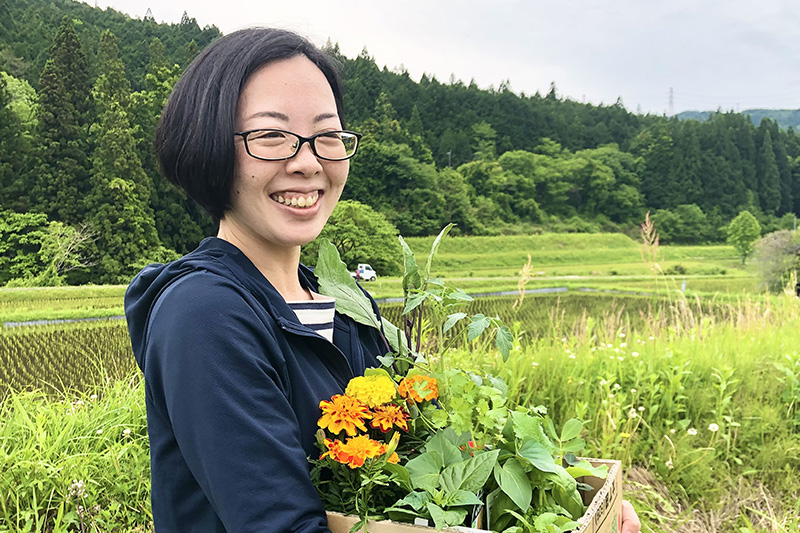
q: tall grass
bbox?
[0,376,151,532]
[445,293,800,532]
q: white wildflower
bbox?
[569,354,576,359]
[620,342,627,348]
[630,389,637,394]
[638,406,645,412]
[96,429,103,435]
[123,428,131,437]
[69,480,86,499]
[89,394,98,401]
[632,351,640,357]
[628,408,638,419]
[708,423,719,433]
[687,428,698,436]
[619,333,626,338]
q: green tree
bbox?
[301,200,402,275]
[758,129,781,214]
[471,121,497,160]
[0,210,49,285]
[631,122,676,209]
[30,17,91,225]
[726,210,762,264]
[651,204,709,244]
[0,72,29,211]
[87,33,162,283]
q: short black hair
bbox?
[155,28,345,221]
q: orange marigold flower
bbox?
[398,375,438,403]
[320,438,343,462]
[318,395,371,436]
[336,435,385,468]
[370,404,410,432]
[387,451,400,464]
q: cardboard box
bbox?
[326,458,622,533]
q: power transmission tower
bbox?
[668,87,674,117]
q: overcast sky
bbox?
[95,0,800,115]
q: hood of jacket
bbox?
[124,237,321,373]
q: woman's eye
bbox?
[251,130,286,140]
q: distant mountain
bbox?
[676,109,800,130]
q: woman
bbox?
[126,28,384,531]
[125,28,640,533]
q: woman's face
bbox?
[225,55,348,252]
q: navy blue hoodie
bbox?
[125,237,385,532]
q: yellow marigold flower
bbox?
[370,404,409,432]
[398,375,438,403]
[337,435,385,468]
[318,395,371,436]
[344,375,397,408]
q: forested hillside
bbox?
[1,0,800,285]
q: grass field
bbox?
[0,233,756,324]
[3,232,795,532]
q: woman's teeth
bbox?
[272,193,319,208]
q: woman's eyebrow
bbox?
[314,112,338,123]
[245,111,338,123]
[247,110,289,121]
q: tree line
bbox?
[1,0,799,285]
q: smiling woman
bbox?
[125,28,387,532]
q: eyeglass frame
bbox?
[233,128,363,162]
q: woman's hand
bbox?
[619,500,642,533]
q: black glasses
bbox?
[233,129,362,161]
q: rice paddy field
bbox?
[1,233,798,532]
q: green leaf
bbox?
[495,325,513,361]
[560,419,583,442]
[403,291,428,315]
[517,439,559,474]
[399,236,422,292]
[425,430,463,466]
[468,314,491,341]
[377,354,395,368]
[383,462,414,492]
[385,507,423,522]
[423,223,455,281]
[562,438,586,454]
[316,241,380,330]
[443,312,468,333]
[426,503,467,530]
[440,449,500,494]
[486,487,516,532]
[566,460,608,480]
[406,450,444,492]
[382,317,408,354]
[551,467,585,519]
[447,490,483,507]
[511,411,556,454]
[496,457,532,511]
[393,491,431,512]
